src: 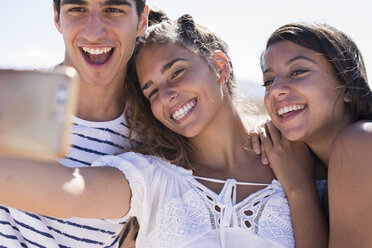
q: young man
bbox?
[0,0,148,247]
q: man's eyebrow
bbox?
[102,0,132,6]
[263,55,317,75]
[61,0,88,6]
[61,0,132,7]
[161,58,187,74]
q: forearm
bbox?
[0,155,84,217]
[0,155,130,219]
[287,184,328,248]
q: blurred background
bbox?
[1,0,371,121]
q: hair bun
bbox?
[177,14,196,30]
[148,8,169,26]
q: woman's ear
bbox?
[212,50,230,84]
[343,89,352,103]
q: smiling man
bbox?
[0,0,147,247]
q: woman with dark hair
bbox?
[259,22,372,247]
[0,13,325,248]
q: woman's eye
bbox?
[262,79,274,88]
[171,69,185,80]
[291,70,308,77]
[148,89,159,99]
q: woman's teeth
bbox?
[172,100,196,120]
[277,104,304,116]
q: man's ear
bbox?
[136,5,149,37]
[53,2,62,34]
[212,50,230,84]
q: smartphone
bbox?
[0,66,79,160]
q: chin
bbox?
[280,128,305,142]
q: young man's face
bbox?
[54,0,147,87]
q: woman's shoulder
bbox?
[110,152,192,180]
[337,120,372,139]
[332,121,372,153]
[329,121,372,178]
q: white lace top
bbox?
[92,152,326,248]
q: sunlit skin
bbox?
[263,40,352,156]
[259,39,372,248]
[136,43,276,202]
[136,44,231,140]
[55,0,147,88]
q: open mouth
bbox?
[277,104,305,118]
[171,99,197,121]
[81,47,114,65]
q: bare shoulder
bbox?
[330,121,372,167]
[328,121,372,247]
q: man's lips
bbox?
[81,47,114,65]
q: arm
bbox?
[328,121,372,248]
[260,122,328,248]
[0,155,131,219]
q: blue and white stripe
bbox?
[0,113,130,247]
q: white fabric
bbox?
[0,114,131,247]
[93,152,326,248]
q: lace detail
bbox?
[149,189,212,247]
[153,177,295,248]
[104,153,304,248]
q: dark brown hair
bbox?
[261,23,372,121]
[124,10,236,167]
[53,0,146,19]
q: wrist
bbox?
[283,180,319,200]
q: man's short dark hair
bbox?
[53,0,146,18]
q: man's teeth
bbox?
[172,101,196,121]
[82,47,112,55]
[278,104,304,115]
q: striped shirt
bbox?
[0,113,131,247]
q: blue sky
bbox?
[1,0,371,85]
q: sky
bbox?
[1,0,371,87]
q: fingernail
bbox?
[263,157,269,164]
[255,148,260,154]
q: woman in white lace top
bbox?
[0,12,326,248]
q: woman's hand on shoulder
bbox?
[258,121,317,195]
[329,121,372,248]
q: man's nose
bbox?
[82,11,107,41]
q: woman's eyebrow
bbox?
[141,81,153,91]
[141,58,188,91]
[287,55,317,65]
[161,58,187,74]
[263,55,317,75]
